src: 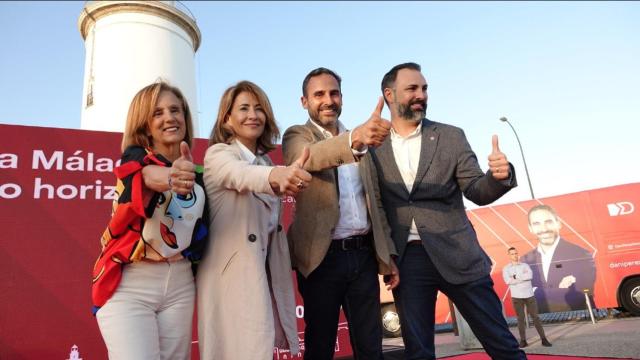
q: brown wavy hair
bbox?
[121,81,194,152]
[208,80,279,153]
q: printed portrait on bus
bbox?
[522,204,596,313]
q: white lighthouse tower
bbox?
[78,1,201,135]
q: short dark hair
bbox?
[380,62,422,96]
[508,247,517,253]
[527,204,559,224]
[302,67,342,97]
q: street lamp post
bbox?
[500,116,535,199]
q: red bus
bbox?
[380,182,640,338]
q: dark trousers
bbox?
[297,245,383,360]
[512,296,547,341]
[392,243,525,360]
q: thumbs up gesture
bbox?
[268,147,312,197]
[488,135,510,180]
[351,97,392,150]
[179,141,194,162]
[169,141,196,195]
[293,146,310,169]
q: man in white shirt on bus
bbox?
[503,247,552,348]
[522,204,596,313]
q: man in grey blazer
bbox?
[283,67,399,360]
[364,62,525,359]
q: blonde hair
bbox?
[121,82,194,152]
[208,80,279,153]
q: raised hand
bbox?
[488,135,510,180]
[269,147,312,197]
[169,141,196,195]
[351,97,392,150]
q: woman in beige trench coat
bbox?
[197,81,311,359]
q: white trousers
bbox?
[96,259,195,360]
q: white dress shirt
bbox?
[389,123,423,242]
[309,120,370,239]
[235,140,279,234]
[502,262,535,299]
[537,237,561,282]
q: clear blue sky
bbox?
[1,1,639,205]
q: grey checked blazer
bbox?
[364,118,517,284]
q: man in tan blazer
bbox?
[282,67,399,360]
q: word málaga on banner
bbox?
[34,150,121,171]
[1,150,121,171]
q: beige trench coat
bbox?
[196,142,299,359]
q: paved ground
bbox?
[381,310,640,359]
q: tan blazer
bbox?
[282,121,397,278]
[197,142,299,359]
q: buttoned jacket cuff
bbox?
[499,163,516,186]
[348,130,368,156]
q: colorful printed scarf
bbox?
[91,148,207,314]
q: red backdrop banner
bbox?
[0,124,353,359]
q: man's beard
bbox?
[397,100,426,123]
[311,104,342,124]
